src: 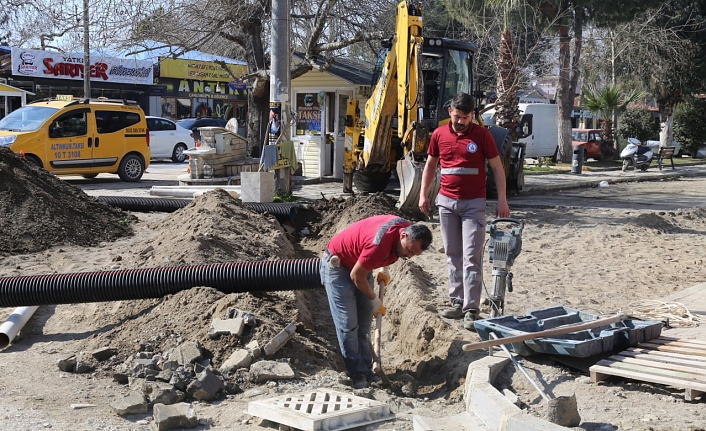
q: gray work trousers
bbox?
[436,193,486,313]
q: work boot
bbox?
[441,301,464,319]
[463,310,480,331]
[351,374,368,390]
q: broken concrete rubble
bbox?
[186,368,225,401]
[219,348,253,374]
[110,391,148,416]
[249,360,295,383]
[153,402,198,431]
[263,322,297,357]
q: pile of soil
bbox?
[0,147,133,255]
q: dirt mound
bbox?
[124,188,297,267]
[0,147,133,256]
[303,193,406,252]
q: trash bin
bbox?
[571,146,584,174]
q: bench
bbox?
[656,146,676,170]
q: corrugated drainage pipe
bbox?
[0,258,321,307]
[0,306,39,349]
[96,196,298,221]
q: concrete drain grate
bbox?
[246,388,395,430]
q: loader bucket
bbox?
[396,151,441,212]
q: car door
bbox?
[46,108,92,173]
[147,118,172,158]
[586,131,602,157]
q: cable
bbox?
[623,300,700,328]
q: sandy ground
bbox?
[1,147,705,431]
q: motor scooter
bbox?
[620,137,653,172]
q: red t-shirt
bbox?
[326,215,411,271]
[427,122,499,199]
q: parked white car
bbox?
[146,116,194,163]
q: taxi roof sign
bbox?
[56,95,75,101]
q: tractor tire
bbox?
[487,133,513,200]
[353,170,391,193]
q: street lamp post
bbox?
[83,0,90,99]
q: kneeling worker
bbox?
[320,215,432,389]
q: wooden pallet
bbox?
[589,336,706,401]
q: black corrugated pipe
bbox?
[0,258,322,307]
[96,196,298,221]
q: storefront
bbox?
[154,57,248,135]
[291,57,372,179]
[4,48,153,112]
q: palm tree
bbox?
[490,0,522,142]
[579,84,646,159]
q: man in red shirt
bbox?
[320,215,432,389]
[419,92,510,331]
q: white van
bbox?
[483,103,559,160]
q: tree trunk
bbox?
[495,29,520,141]
[555,9,582,163]
[601,119,615,159]
[659,109,675,148]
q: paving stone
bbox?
[208,317,245,339]
[110,391,148,416]
[153,403,198,430]
[249,360,295,383]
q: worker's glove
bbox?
[370,297,386,317]
[376,271,391,287]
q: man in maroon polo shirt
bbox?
[320,215,432,389]
[419,92,510,331]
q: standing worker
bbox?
[320,215,432,389]
[418,92,510,331]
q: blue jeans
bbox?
[320,252,374,379]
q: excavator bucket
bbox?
[396,151,440,212]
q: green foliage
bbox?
[580,84,646,120]
[674,98,706,155]
[273,189,298,203]
[616,107,661,142]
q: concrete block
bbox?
[249,360,295,383]
[468,382,522,431]
[153,403,198,430]
[240,171,275,203]
[413,411,489,431]
[505,412,571,431]
[263,322,297,357]
[208,317,245,339]
[219,349,253,374]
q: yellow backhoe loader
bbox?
[342,1,525,209]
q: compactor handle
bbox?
[490,217,524,229]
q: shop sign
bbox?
[295,93,321,135]
[159,58,247,81]
[177,80,247,99]
[11,48,153,85]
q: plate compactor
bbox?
[486,218,524,317]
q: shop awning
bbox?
[0,83,35,97]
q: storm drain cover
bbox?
[246,388,394,431]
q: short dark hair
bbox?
[404,224,432,251]
[449,92,474,114]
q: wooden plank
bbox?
[589,363,706,392]
[594,360,706,383]
[618,350,706,369]
[607,354,706,376]
[639,342,706,357]
[627,347,706,363]
[656,336,706,346]
[647,338,706,349]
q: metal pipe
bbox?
[0,259,321,307]
[0,306,39,349]
[489,333,551,402]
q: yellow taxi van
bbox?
[0,95,150,181]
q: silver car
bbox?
[146,116,194,163]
